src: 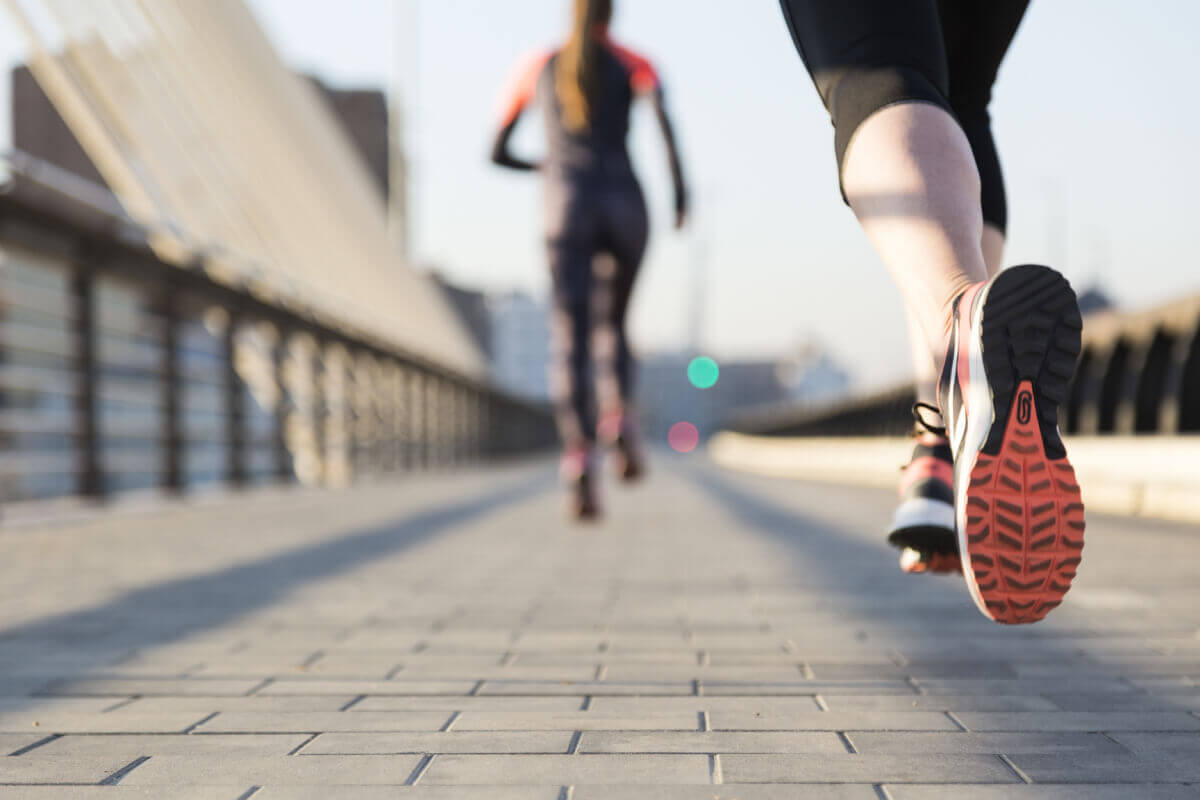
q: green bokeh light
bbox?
[687,356,720,389]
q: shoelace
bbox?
[911,402,947,438]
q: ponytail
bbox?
[555,0,613,132]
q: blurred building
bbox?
[306,77,390,201]
[487,292,551,402]
[429,273,493,359]
[11,65,105,186]
[430,276,551,403]
[637,344,850,440]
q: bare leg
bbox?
[981,222,1005,277]
[842,102,988,357]
[906,306,940,414]
[907,221,1007,415]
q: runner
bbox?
[491,0,688,520]
[778,1,1085,623]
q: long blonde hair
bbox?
[555,0,613,132]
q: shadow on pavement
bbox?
[0,472,551,712]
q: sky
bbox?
[4,1,1200,390]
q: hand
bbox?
[674,208,687,230]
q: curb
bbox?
[709,433,1200,524]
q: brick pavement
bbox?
[0,460,1198,797]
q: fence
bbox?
[0,155,556,504]
[727,295,1200,438]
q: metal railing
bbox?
[0,155,555,504]
[726,298,1200,439]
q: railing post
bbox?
[1158,326,1197,434]
[409,368,425,470]
[162,282,183,492]
[71,263,103,498]
[467,387,481,463]
[273,328,292,482]
[313,339,327,484]
[224,310,247,486]
[425,373,439,468]
[480,392,493,460]
[393,363,405,471]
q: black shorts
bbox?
[779,0,1029,232]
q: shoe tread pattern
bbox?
[963,265,1085,624]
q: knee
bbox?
[824,63,952,177]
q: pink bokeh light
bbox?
[668,421,699,453]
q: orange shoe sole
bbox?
[962,380,1085,623]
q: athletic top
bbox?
[492,33,686,214]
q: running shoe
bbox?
[600,412,646,483]
[561,448,601,521]
[939,264,1085,624]
[888,428,961,575]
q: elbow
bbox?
[489,142,506,168]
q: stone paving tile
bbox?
[0,733,46,755]
[120,755,424,785]
[395,665,600,681]
[1108,731,1200,753]
[1130,677,1200,692]
[514,652,697,666]
[579,730,846,753]
[38,679,264,696]
[571,788,878,800]
[352,695,585,712]
[700,680,914,695]
[114,695,357,712]
[32,733,309,756]
[0,757,146,784]
[885,785,1200,799]
[819,694,1058,711]
[0,788,242,799]
[0,712,208,733]
[453,711,702,731]
[1044,692,1200,711]
[721,753,1019,783]
[811,661,1018,679]
[254,788,562,799]
[478,680,694,696]
[1006,752,1200,783]
[420,754,711,784]
[709,711,959,731]
[845,731,1126,754]
[196,711,452,733]
[953,711,1200,731]
[258,680,477,695]
[602,666,805,681]
[912,678,1138,694]
[0,697,125,713]
[301,730,574,754]
[587,697,822,713]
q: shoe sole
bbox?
[958,265,1085,624]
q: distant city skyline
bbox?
[4,1,1198,390]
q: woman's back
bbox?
[502,37,660,180]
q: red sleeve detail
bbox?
[607,41,660,94]
[497,49,553,126]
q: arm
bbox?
[649,86,688,229]
[490,116,540,172]
[611,43,689,228]
[490,50,550,172]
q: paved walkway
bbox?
[1,459,1199,798]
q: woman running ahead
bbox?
[491,0,688,520]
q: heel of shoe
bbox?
[979,264,1083,460]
